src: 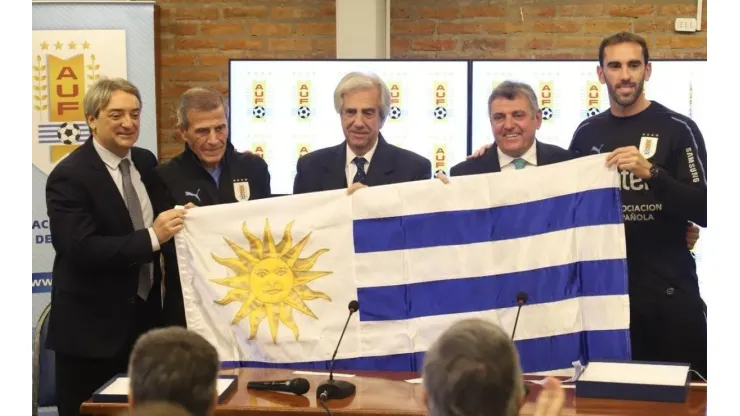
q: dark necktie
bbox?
[119,159,152,300]
[352,157,367,184]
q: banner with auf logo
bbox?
[32,30,127,175]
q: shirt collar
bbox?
[92,137,132,170]
[497,140,537,168]
[346,136,379,168]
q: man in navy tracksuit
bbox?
[569,32,707,380]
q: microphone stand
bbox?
[316,304,358,401]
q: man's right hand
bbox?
[153,208,187,244]
[532,377,565,416]
[346,182,368,195]
[467,142,493,159]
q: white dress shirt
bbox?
[498,141,538,172]
[92,138,160,252]
[345,137,379,185]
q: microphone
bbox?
[511,291,530,397]
[511,291,528,340]
[246,378,310,396]
[316,300,359,402]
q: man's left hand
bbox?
[606,146,652,179]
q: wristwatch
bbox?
[648,165,662,180]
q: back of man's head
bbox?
[129,327,220,416]
[124,401,193,416]
[422,318,524,416]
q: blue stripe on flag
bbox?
[353,188,621,253]
[357,259,627,321]
[221,329,630,374]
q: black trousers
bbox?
[55,296,158,416]
[629,291,707,381]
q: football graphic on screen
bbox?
[433,107,447,120]
[297,106,311,119]
[541,107,553,120]
[253,106,266,118]
[389,106,402,119]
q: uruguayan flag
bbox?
[175,154,630,375]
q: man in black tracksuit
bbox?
[156,87,271,327]
[569,33,707,379]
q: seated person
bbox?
[128,327,220,416]
[422,318,565,416]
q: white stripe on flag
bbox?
[355,224,626,288]
[354,294,630,358]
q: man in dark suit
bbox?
[45,78,186,416]
[293,71,431,195]
[156,87,271,327]
[450,81,572,177]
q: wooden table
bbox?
[80,367,707,415]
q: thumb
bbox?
[346,182,367,195]
[436,172,450,184]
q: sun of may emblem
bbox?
[209,220,332,343]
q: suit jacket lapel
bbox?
[364,134,394,186]
[132,150,168,214]
[80,139,133,230]
[321,142,349,189]
[535,140,552,166]
[481,143,502,174]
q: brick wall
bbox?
[156,0,337,160]
[154,0,706,160]
[391,0,707,60]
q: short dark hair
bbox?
[598,32,649,67]
[129,327,220,416]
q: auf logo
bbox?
[591,144,604,154]
[185,189,201,202]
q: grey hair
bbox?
[333,71,391,122]
[422,318,523,416]
[83,77,141,126]
[488,80,540,118]
[177,87,229,131]
[129,327,220,416]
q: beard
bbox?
[606,78,645,108]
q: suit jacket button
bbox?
[128,296,137,304]
[666,287,675,296]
